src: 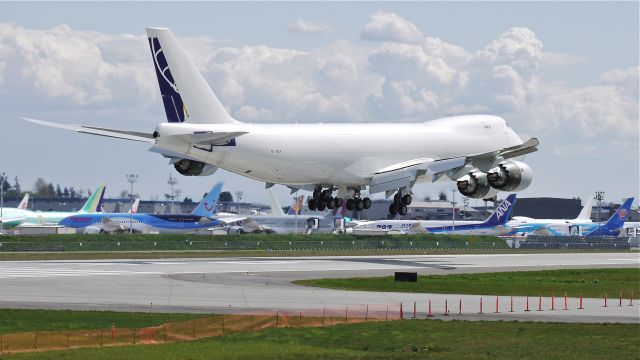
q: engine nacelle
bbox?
[173,159,218,176]
[227,226,244,235]
[456,171,493,199]
[486,160,533,192]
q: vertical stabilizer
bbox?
[268,190,286,216]
[17,193,29,210]
[576,196,594,221]
[80,184,106,213]
[191,183,223,217]
[146,27,238,124]
[482,194,517,226]
[286,195,305,215]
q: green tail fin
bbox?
[80,183,106,213]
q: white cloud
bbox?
[0,23,156,109]
[361,11,424,44]
[541,51,586,67]
[0,20,637,142]
[288,19,333,34]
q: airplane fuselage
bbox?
[153,115,523,187]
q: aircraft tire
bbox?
[335,197,343,207]
[363,197,372,209]
[317,200,327,211]
[346,198,355,210]
[402,194,412,205]
[327,197,336,209]
[398,204,408,216]
[355,198,364,211]
[308,198,317,211]
[389,203,398,216]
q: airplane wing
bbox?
[408,223,429,234]
[22,118,154,143]
[369,138,539,195]
[101,217,126,232]
[216,216,247,225]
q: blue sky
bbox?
[0,2,638,206]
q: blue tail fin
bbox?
[148,36,186,123]
[191,182,223,217]
[482,194,517,226]
[601,197,633,231]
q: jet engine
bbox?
[486,160,533,192]
[173,159,218,176]
[227,226,244,235]
[456,170,493,199]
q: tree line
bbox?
[1,173,88,200]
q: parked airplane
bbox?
[348,194,516,235]
[507,196,594,235]
[0,184,105,228]
[60,183,242,234]
[24,27,539,217]
[226,190,332,234]
[533,198,634,237]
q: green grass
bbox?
[3,319,638,359]
[0,309,202,335]
[295,268,640,298]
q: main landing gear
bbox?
[388,190,412,216]
[307,187,371,212]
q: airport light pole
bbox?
[451,190,456,233]
[595,191,604,237]
[126,174,138,234]
[168,173,178,214]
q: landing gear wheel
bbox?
[362,197,372,209]
[389,203,398,216]
[402,194,412,205]
[335,198,343,207]
[317,200,327,211]
[398,204,408,216]
[308,198,317,211]
[355,198,364,211]
[327,197,336,210]
[346,198,355,210]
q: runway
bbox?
[0,253,638,323]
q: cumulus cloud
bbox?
[0,23,156,108]
[361,11,424,44]
[0,19,637,142]
[288,19,333,34]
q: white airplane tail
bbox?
[17,193,29,210]
[145,27,238,125]
[268,189,286,216]
[576,196,594,221]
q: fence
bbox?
[0,305,400,355]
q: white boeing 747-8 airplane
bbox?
[24,27,539,216]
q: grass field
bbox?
[3,319,638,359]
[294,268,640,298]
[0,309,202,334]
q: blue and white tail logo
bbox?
[484,194,517,226]
[148,37,187,123]
[191,182,224,217]
[602,197,634,230]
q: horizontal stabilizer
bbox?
[22,118,154,143]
